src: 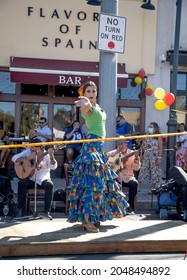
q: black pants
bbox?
[0,175,12,198]
[122,178,138,211]
[17,178,53,213]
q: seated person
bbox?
[30,117,53,142]
[11,138,57,219]
[64,120,83,163]
[108,137,141,213]
[116,114,133,149]
[0,121,11,169]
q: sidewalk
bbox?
[1,209,187,258]
[1,178,187,258]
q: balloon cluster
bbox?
[131,69,146,87]
[131,69,175,111]
[131,68,154,96]
[154,88,175,110]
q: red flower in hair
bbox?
[78,85,84,96]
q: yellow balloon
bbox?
[146,85,152,90]
[154,100,167,111]
[154,87,165,99]
[134,76,142,84]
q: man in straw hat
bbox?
[108,136,141,213]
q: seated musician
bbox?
[108,136,141,214]
[11,137,57,219]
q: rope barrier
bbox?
[0,132,187,149]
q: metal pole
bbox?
[166,0,182,175]
[99,0,118,151]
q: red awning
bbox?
[10,57,128,87]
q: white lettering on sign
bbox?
[59,76,81,85]
[98,13,126,54]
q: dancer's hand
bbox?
[74,96,91,108]
[75,96,92,114]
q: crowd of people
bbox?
[1,81,187,230]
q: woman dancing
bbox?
[67,81,129,233]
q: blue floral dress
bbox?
[67,134,129,224]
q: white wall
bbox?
[145,0,187,134]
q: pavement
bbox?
[1,175,187,259]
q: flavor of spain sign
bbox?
[98,13,126,54]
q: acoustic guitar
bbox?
[14,145,64,179]
[108,146,149,173]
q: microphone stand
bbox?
[118,152,122,191]
[32,149,43,219]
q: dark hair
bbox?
[39,117,47,123]
[117,114,125,120]
[83,81,97,94]
[30,137,42,143]
[72,120,79,125]
[150,122,160,134]
[179,123,186,130]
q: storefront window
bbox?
[0,72,16,94]
[177,73,186,91]
[176,96,187,124]
[21,84,48,95]
[0,102,15,134]
[53,104,77,139]
[20,103,48,137]
[117,79,142,100]
[176,73,187,124]
[54,85,79,97]
[117,107,141,134]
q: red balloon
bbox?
[145,88,153,96]
[138,69,145,79]
[164,92,175,106]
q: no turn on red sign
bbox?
[98,13,126,54]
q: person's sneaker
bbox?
[44,212,53,220]
[127,207,135,215]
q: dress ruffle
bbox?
[67,134,129,224]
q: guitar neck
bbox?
[121,151,135,162]
[38,151,48,160]
[31,150,49,164]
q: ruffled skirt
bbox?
[67,134,129,224]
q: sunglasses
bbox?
[39,121,45,124]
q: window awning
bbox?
[10,57,128,87]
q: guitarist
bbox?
[11,137,57,219]
[108,137,141,214]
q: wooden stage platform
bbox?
[1,211,187,258]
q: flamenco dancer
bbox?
[67,81,129,233]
